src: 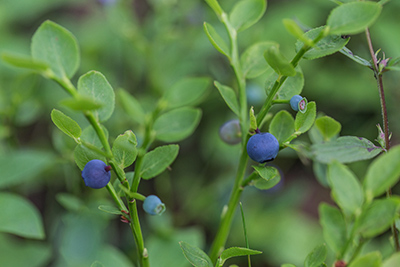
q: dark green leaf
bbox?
[327,2,382,35]
[214,81,239,116]
[229,0,266,32]
[327,161,363,214]
[77,71,115,122]
[264,45,296,76]
[51,109,82,141]
[304,244,327,267]
[240,42,276,79]
[295,101,316,134]
[203,22,230,58]
[339,47,373,68]
[112,130,137,169]
[319,203,346,255]
[117,89,146,125]
[0,193,44,239]
[315,116,341,141]
[348,252,381,267]
[356,198,400,238]
[31,20,79,79]
[269,110,295,144]
[295,26,349,60]
[154,107,202,142]
[179,241,213,267]
[312,136,382,164]
[141,145,179,179]
[164,77,211,109]
[363,145,400,201]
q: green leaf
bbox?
[80,125,109,148]
[264,45,296,76]
[319,203,346,255]
[295,26,349,60]
[265,67,304,100]
[205,0,224,17]
[356,198,400,238]
[339,47,373,68]
[77,71,115,122]
[327,2,382,35]
[203,22,230,58]
[252,166,281,190]
[214,81,239,116]
[98,205,122,215]
[1,53,49,72]
[154,107,202,142]
[51,109,82,141]
[249,106,257,133]
[229,0,266,32]
[311,136,383,164]
[382,252,400,267]
[327,161,363,215]
[56,193,85,212]
[348,252,381,267]
[240,42,276,79]
[141,145,179,179]
[31,20,79,79]
[0,193,44,239]
[112,130,138,169]
[295,101,316,134]
[179,241,213,267]
[304,244,327,267]
[117,89,146,125]
[74,145,107,170]
[363,145,400,201]
[219,247,262,266]
[315,116,341,141]
[270,110,295,145]
[163,77,211,109]
[59,96,103,111]
[283,19,312,46]
[0,150,54,189]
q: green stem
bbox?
[106,183,128,212]
[128,200,149,267]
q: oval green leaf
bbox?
[295,101,316,134]
[264,45,296,77]
[240,42,276,79]
[319,203,346,255]
[252,166,281,190]
[203,22,230,58]
[269,110,295,145]
[141,144,179,180]
[51,109,82,141]
[179,241,213,267]
[31,20,79,79]
[315,116,341,141]
[348,252,381,267]
[112,130,138,169]
[229,0,266,32]
[304,244,327,267]
[214,81,239,116]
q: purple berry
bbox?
[246,132,279,163]
[81,159,111,189]
[143,195,165,215]
[219,120,241,145]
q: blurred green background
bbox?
[1,0,400,266]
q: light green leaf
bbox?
[0,193,44,239]
[31,20,79,79]
[315,116,341,141]
[319,203,346,255]
[154,107,202,142]
[382,252,400,267]
[283,19,312,45]
[1,53,49,72]
[348,252,381,267]
[112,130,138,169]
[59,96,103,111]
[117,89,146,125]
[252,166,281,190]
[203,22,230,58]
[327,161,363,215]
[266,68,304,100]
[294,101,316,134]
[304,244,327,267]
[229,0,266,32]
[269,110,295,145]
[98,205,122,215]
[77,71,115,122]
[356,198,400,238]
[240,42,276,79]
[363,145,400,201]
[219,247,262,266]
[51,109,82,141]
[74,145,107,171]
[327,2,382,35]
[205,0,224,17]
[179,241,213,267]
[264,45,296,76]
[141,145,179,179]
[163,77,211,109]
[339,47,373,68]
[214,81,239,116]
[295,26,349,60]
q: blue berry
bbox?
[143,195,166,215]
[219,120,241,145]
[290,95,307,113]
[81,159,111,189]
[246,132,279,163]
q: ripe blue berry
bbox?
[246,132,279,163]
[219,120,241,145]
[81,159,111,189]
[290,95,307,113]
[143,195,166,215]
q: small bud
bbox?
[143,195,166,215]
